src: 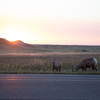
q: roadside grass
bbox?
[0,53,100,74]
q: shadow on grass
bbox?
[0,71,100,75]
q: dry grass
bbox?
[0,52,100,74]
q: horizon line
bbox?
[0,37,100,46]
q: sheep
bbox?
[72,57,98,72]
[52,61,61,72]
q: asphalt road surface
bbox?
[0,74,100,100]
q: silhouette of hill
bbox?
[0,38,33,51]
[11,40,33,48]
[0,38,100,54]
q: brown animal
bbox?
[72,57,98,72]
[52,61,61,72]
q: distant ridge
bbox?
[0,38,33,50]
[0,38,100,54]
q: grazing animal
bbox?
[52,61,61,72]
[72,57,98,72]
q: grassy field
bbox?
[0,52,100,74]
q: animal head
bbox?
[72,65,79,72]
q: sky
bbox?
[0,0,100,45]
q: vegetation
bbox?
[0,52,100,74]
[0,38,100,74]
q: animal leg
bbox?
[59,67,61,72]
[94,67,97,71]
[56,68,58,72]
[82,69,84,72]
[52,67,55,72]
[84,68,87,72]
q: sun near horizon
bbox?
[0,26,30,42]
[0,26,39,43]
[0,0,100,45]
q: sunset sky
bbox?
[0,0,100,45]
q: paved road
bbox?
[0,74,100,100]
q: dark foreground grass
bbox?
[0,71,100,75]
[0,52,100,74]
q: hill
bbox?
[0,38,34,53]
[0,38,100,54]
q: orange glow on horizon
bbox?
[0,26,34,43]
[0,0,100,45]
